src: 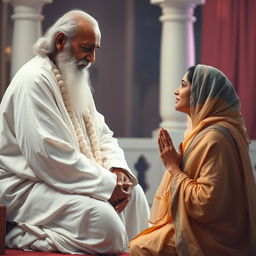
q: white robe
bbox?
[0,56,150,254]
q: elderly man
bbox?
[0,10,149,255]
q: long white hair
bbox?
[33,10,98,56]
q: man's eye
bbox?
[82,47,90,52]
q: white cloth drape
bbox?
[0,56,149,254]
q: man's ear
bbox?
[55,32,66,52]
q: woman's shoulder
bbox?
[199,127,235,149]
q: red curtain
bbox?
[200,0,256,139]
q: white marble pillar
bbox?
[3,0,52,77]
[151,0,204,138]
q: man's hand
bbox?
[112,168,133,193]
[109,168,133,213]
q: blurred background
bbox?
[3,0,254,138]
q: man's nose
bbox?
[86,51,95,63]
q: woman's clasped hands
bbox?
[158,128,182,176]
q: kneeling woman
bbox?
[130,65,256,256]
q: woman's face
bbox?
[174,71,191,115]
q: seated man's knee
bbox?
[73,197,128,253]
[93,202,128,250]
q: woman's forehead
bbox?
[182,72,190,82]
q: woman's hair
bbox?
[187,66,196,84]
[33,10,98,56]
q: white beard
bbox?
[56,44,93,115]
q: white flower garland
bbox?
[52,65,103,165]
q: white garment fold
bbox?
[0,56,150,254]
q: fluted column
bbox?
[151,0,204,135]
[3,0,52,77]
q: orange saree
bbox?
[130,65,256,256]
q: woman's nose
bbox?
[174,88,179,95]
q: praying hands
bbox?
[158,128,182,176]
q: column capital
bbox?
[3,0,52,6]
[151,0,204,23]
[150,0,204,5]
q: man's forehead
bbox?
[76,20,100,39]
[77,31,101,47]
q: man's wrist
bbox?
[111,167,128,175]
[110,167,133,183]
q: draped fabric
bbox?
[4,249,130,256]
[130,65,256,255]
[182,65,256,246]
[0,56,150,255]
[200,0,256,139]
